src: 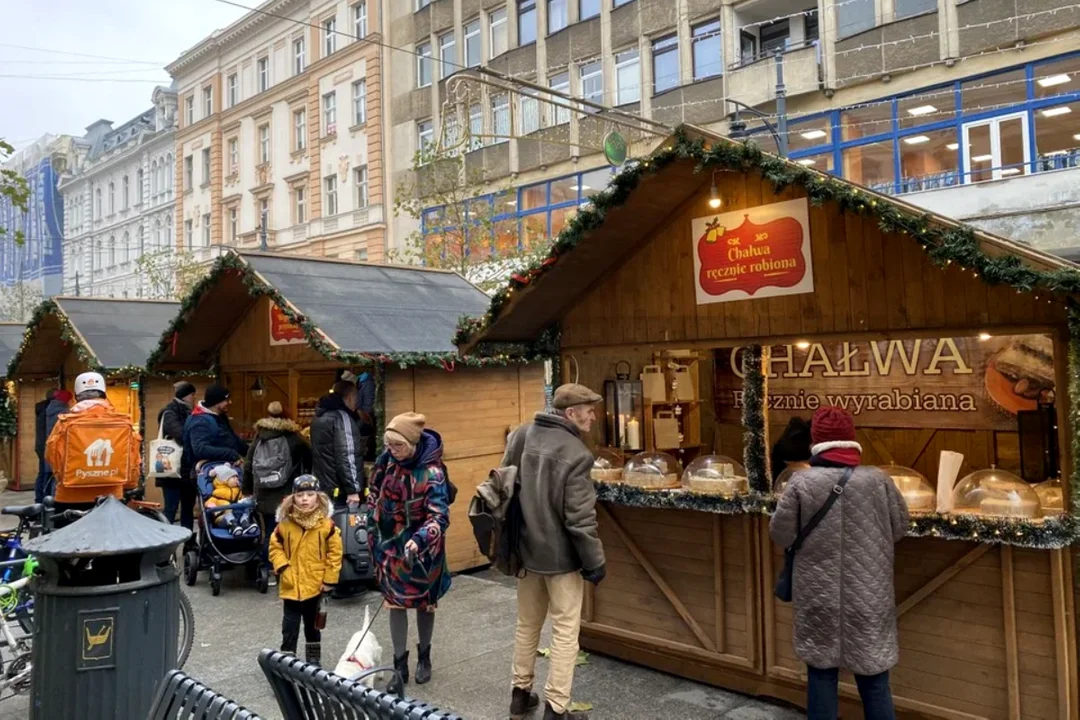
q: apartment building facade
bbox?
[167,0,386,264]
[390,0,1080,254]
[59,86,180,298]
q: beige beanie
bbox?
[386,412,426,445]
[267,401,284,417]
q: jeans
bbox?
[162,484,197,530]
[33,455,48,504]
[807,666,896,720]
[281,597,321,653]
[512,571,584,715]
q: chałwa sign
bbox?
[692,197,814,305]
[714,335,1055,431]
[269,304,306,346]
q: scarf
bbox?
[809,440,862,467]
[288,505,326,530]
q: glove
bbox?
[581,564,606,585]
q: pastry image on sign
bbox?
[985,334,1055,414]
[692,198,814,305]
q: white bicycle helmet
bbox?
[74,372,106,397]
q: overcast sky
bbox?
[0,0,251,148]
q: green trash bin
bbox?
[24,496,190,720]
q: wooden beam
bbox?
[288,368,300,420]
[580,621,753,670]
[1050,548,1074,720]
[744,513,760,669]
[597,504,717,652]
[858,428,895,466]
[903,428,937,468]
[1053,330,1073,513]
[896,544,992,618]
[761,517,778,676]
[1000,545,1021,720]
[712,514,725,653]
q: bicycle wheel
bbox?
[176,589,194,670]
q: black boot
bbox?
[415,644,432,685]
[387,651,409,696]
[304,642,321,667]
[543,702,588,720]
[510,687,540,718]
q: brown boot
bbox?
[510,687,540,718]
[542,701,588,720]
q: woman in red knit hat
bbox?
[770,406,910,720]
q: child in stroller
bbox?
[204,464,259,537]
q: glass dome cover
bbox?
[952,466,1041,519]
[879,465,936,513]
[774,461,811,494]
[591,448,625,482]
[682,455,748,496]
[1034,477,1064,515]
[623,451,681,489]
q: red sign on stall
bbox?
[269,304,306,346]
[692,198,814,304]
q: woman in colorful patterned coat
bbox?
[367,412,451,695]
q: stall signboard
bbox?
[715,334,1055,431]
[269,304,306,346]
[692,198,814,305]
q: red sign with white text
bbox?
[692,198,814,304]
[269,304,306,346]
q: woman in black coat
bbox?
[158,382,197,527]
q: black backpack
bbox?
[252,435,294,490]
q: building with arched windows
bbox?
[60,85,179,299]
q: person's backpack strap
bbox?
[789,466,854,553]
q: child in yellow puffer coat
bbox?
[269,474,342,666]
[204,464,258,537]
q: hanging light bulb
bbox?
[708,171,721,209]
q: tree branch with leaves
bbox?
[0,140,31,245]
[133,249,208,300]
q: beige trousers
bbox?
[512,570,584,714]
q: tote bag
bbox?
[147,418,183,480]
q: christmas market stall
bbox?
[0,323,28,480]
[458,126,1080,719]
[7,298,184,493]
[146,251,546,572]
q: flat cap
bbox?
[552,383,602,409]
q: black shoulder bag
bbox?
[774,467,853,603]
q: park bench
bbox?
[147,668,262,719]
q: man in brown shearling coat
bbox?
[770,406,909,720]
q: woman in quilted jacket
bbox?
[269,474,343,666]
[367,412,451,696]
[769,406,909,720]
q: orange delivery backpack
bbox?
[45,404,141,504]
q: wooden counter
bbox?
[581,500,1078,720]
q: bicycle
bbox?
[0,575,33,700]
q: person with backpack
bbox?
[309,381,364,507]
[44,372,141,510]
[243,401,311,579]
[40,389,72,500]
[503,384,606,720]
[157,381,197,528]
[33,389,55,503]
[770,406,909,720]
[367,412,451,696]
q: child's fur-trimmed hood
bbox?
[255,416,303,434]
[276,491,333,522]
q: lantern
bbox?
[250,375,266,398]
[604,361,644,452]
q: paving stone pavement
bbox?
[0,488,806,719]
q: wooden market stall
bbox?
[0,323,28,481]
[146,251,545,573]
[7,298,185,493]
[459,126,1080,719]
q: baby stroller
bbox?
[182,461,270,596]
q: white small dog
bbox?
[334,605,384,687]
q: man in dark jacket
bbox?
[33,390,55,503]
[503,383,606,720]
[183,384,248,487]
[38,390,72,502]
[309,380,363,506]
[158,381,197,527]
[242,401,311,577]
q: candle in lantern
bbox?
[618,414,627,446]
[626,416,641,449]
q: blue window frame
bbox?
[421,166,617,255]
[778,50,1080,195]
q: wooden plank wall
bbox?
[15,379,51,490]
[385,363,546,572]
[559,173,1067,352]
[763,532,1069,720]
